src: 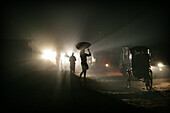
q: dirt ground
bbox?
[84,73,170,112]
[2,59,170,112]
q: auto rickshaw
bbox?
[121,46,153,91]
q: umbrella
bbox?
[76,42,91,50]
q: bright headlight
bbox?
[105,64,109,67]
[158,63,163,67]
[41,49,56,64]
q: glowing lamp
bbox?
[158,63,163,68]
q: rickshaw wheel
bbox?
[126,70,132,88]
[145,70,153,91]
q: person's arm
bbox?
[87,48,91,56]
[65,53,69,58]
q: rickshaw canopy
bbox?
[130,46,150,54]
[129,46,151,79]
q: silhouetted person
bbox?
[80,48,91,78]
[69,53,76,74]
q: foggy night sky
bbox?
[1,1,170,62]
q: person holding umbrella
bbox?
[76,42,91,78]
[79,48,91,78]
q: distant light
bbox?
[105,64,109,67]
[158,63,163,67]
[147,49,150,54]
[67,51,73,57]
[41,49,56,64]
[159,68,163,71]
[92,57,96,62]
[60,53,69,63]
[129,54,132,60]
[89,61,91,63]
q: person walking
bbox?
[80,48,91,78]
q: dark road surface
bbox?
[1,59,170,113]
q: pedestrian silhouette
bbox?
[80,48,91,78]
[68,53,76,74]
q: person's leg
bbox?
[80,71,83,77]
[70,67,71,72]
[80,64,84,77]
[73,65,75,74]
[84,63,88,79]
[84,70,86,79]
